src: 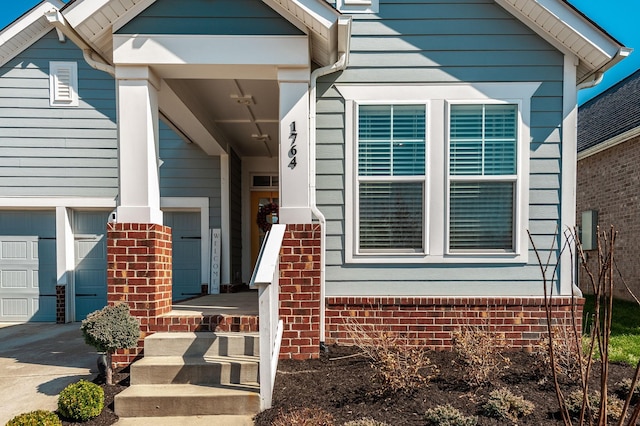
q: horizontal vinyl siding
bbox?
[0,31,117,198]
[317,0,564,296]
[159,122,221,229]
[116,0,302,36]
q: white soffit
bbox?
[495,0,629,83]
[0,0,65,67]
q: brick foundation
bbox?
[278,224,322,360]
[107,223,173,367]
[56,285,65,324]
[325,296,584,351]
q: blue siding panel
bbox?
[317,0,565,295]
[117,0,303,36]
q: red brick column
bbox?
[56,284,65,324]
[107,223,172,367]
[278,224,321,360]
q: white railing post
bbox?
[249,224,286,411]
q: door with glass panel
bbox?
[250,191,279,270]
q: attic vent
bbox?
[49,61,78,107]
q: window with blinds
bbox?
[449,104,518,252]
[357,104,426,252]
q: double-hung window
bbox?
[357,104,426,253]
[448,103,518,252]
[339,83,538,263]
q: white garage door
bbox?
[0,211,57,322]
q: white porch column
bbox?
[115,66,163,224]
[278,68,312,224]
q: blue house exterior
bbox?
[0,0,628,354]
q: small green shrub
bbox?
[483,387,534,423]
[343,418,390,426]
[271,407,334,426]
[57,380,104,421]
[6,410,62,426]
[565,389,624,422]
[425,404,477,426]
[80,303,139,353]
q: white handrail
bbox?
[249,224,286,410]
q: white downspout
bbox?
[309,17,351,348]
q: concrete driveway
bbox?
[0,322,97,424]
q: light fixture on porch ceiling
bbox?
[252,134,270,142]
[230,94,254,105]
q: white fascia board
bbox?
[495,0,621,71]
[113,34,309,67]
[112,0,157,33]
[0,197,116,208]
[270,0,340,29]
[577,126,640,161]
[0,1,65,67]
[60,0,112,27]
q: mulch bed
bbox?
[253,345,637,425]
[59,346,637,425]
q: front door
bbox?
[250,191,279,270]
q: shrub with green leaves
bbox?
[6,410,62,426]
[57,380,104,421]
[80,303,139,353]
[425,404,477,426]
[81,303,140,384]
[344,418,390,426]
[483,387,534,423]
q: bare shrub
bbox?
[531,325,585,383]
[483,387,535,423]
[271,407,334,426]
[424,404,478,426]
[343,319,438,394]
[451,320,510,387]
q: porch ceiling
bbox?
[165,78,281,158]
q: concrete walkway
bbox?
[0,322,97,424]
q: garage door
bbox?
[74,211,108,320]
[0,211,57,322]
[164,211,201,301]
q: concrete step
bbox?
[113,415,255,426]
[115,383,260,417]
[130,355,259,385]
[143,332,259,358]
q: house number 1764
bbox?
[288,121,297,169]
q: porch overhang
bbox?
[495,0,630,85]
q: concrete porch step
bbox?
[143,332,259,358]
[130,355,259,385]
[114,383,260,417]
[114,415,254,426]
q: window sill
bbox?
[346,252,528,264]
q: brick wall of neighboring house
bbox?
[576,135,640,301]
[325,297,584,350]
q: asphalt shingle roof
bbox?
[578,69,640,153]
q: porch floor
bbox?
[170,291,259,317]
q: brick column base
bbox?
[56,285,65,324]
[279,224,321,360]
[107,223,172,367]
[326,296,584,351]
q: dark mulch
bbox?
[55,346,637,426]
[253,345,637,425]
[59,367,129,426]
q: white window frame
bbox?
[355,102,429,255]
[49,61,79,107]
[336,83,540,264]
[336,0,378,14]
